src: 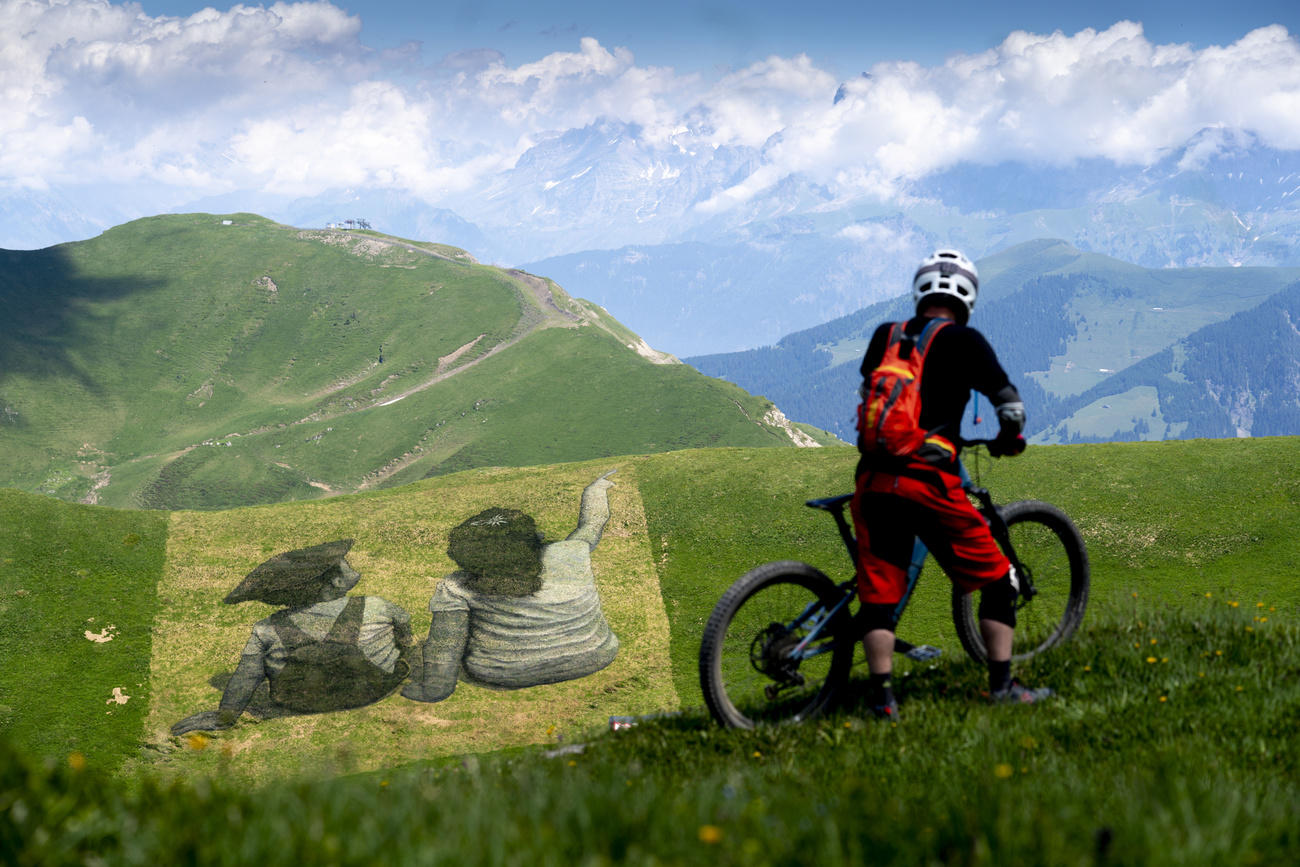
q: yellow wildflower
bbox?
[698,825,724,844]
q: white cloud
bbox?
[699,21,1300,207]
[3,5,1300,222]
[1,0,369,191]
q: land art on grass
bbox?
[138,460,678,780]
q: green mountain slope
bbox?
[0,214,833,509]
[1042,282,1300,441]
[687,240,1300,443]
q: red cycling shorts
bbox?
[849,465,1010,605]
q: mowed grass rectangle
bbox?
[138,458,678,782]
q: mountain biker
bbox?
[851,249,1050,717]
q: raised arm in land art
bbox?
[402,471,620,704]
[171,540,412,736]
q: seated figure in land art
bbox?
[401,472,620,703]
[172,539,412,735]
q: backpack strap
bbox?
[324,596,365,645]
[912,317,951,357]
[267,609,316,649]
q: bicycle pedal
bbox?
[904,644,942,662]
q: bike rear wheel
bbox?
[952,500,1090,663]
[699,561,854,728]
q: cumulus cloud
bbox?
[1,0,369,190]
[3,3,1300,219]
[699,21,1300,208]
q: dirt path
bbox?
[127,234,588,488]
[293,238,583,421]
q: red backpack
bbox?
[856,319,950,458]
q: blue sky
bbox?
[5,0,1300,220]
[136,0,1300,73]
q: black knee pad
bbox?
[978,572,1018,628]
[859,602,899,633]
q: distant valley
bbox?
[687,240,1300,444]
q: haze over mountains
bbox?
[11,123,1300,360]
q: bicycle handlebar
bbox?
[959,434,1026,457]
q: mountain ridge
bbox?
[0,213,835,510]
[686,239,1300,443]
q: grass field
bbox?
[2,437,1298,863]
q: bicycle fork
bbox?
[966,484,1038,608]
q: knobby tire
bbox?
[699,561,853,728]
[951,499,1090,663]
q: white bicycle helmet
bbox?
[912,249,979,322]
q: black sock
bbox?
[868,672,894,706]
[988,659,1012,693]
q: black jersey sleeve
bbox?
[953,326,1019,405]
[859,322,893,378]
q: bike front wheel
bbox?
[699,561,854,728]
[952,500,1090,663]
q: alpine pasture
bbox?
[2,438,1297,864]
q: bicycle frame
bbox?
[787,451,1037,663]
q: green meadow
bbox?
[2,437,1298,863]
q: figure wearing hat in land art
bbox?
[171,539,412,735]
[402,472,620,703]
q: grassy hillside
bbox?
[1041,282,1300,441]
[3,437,1297,770]
[1,437,1297,862]
[0,214,833,510]
[0,490,168,768]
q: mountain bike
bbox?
[698,441,1090,728]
